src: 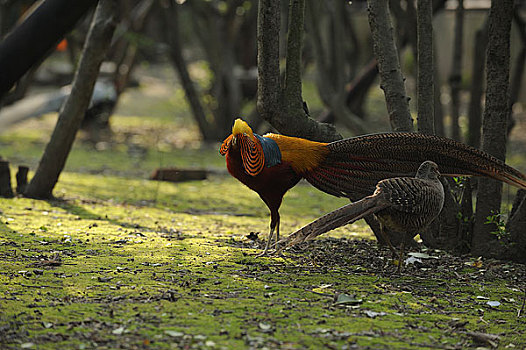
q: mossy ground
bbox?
[1,65,526,349]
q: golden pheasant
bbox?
[278,161,445,272]
[220,119,526,255]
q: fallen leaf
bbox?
[334,293,363,306]
[408,252,438,259]
[259,322,272,331]
[364,310,387,318]
[486,301,501,307]
[112,326,126,335]
[404,256,422,265]
[472,260,483,268]
[165,330,184,337]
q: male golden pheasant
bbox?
[278,161,445,272]
[220,119,526,254]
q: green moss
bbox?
[1,76,526,349]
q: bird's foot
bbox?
[255,243,285,257]
[254,245,280,257]
[270,247,285,257]
[254,249,271,258]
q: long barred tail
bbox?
[304,132,526,199]
[277,195,387,248]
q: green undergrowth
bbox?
[1,74,526,349]
[1,171,525,349]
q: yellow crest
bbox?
[232,118,254,138]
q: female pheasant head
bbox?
[416,160,440,181]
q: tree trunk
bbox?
[472,0,513,257]
[420,179,461,251]
[449,0,464,141]
[112,0,155,96]
[283,0,305,120]
[466,21,488,149]
[188,1,247,140]
[365,0,414,245]
[416,0,434,134]
[306,0,369,135]
[257,0,341,142]
[366,0,413,132]
[24,0,117,199]
[386,0,447,135]
[15,165,28,194]
[507,10,526,136]
[506,190,526,263]
[257,0,281,127]
[433,41,445,136]
[161,2,215,141]
[0,160,14,198]
[0,0,97,102]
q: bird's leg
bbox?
[274,220,281,254]
[377,223,397,257]
[257,212,279,257]
[257,226,275,257]
[396,233,407,274]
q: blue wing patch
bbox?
[255,134,282,167]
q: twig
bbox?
[79,269,115,274]
[305,289,334,298]
[20,284,61,289]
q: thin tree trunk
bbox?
[501,11,526,257]
[306,0,369,135]
[283,0,305,120]
[113,0,154,96]
[257,0,282,126]
[365,0,413,245]
[24,0,117,199]
[322,0,447,128]
[449,0,464,141]
[472,0,513,257]
[16,165,28,194]
[0,160,14,198]
[466,21,488,149]
[162,2,215,140]
[433,40,445,136]
[366,0,413,132]
[344,61,379,119]
[508,10,526,135]
[506,190,526,263]
[0,0,97,102]
[416,0,434,134]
